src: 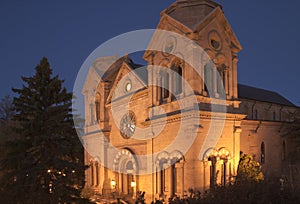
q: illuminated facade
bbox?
[82,0,298,201]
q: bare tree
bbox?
[0,95,14,124]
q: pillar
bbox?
[232,55,238,99]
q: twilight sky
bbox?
[0,0,299,105]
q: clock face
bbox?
[120,111,136,139]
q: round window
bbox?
[163,35,177,56]
[208,30,222,50]
[125,81,132,92]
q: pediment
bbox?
[193,7,242,52]
[158,1,241,52]
[106,61,148,105]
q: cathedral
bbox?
[82,0,298,201]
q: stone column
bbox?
[225,70,229,96]
[167,72,172,103]
[203,161,207,191]
[153,77,158,107]
[132,175,137,199]
[84,92,89,127]
[91,162,95,186]
[157,165,162,195]
[213,67,217,97]
[89,103,95,125]
[232,55,239,99]
[175,162,184,197]
[168,161,173,197]
[102,140,111,195]
[223,159,228,185]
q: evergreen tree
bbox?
[0,58,89,203]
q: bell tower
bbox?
[144,0,242,102]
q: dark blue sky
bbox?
[1,0,299,105]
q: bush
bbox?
[81,187,95,199]
[236,153,264,183]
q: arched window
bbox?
[95,93,100,122]
[219,148,230,186]
[156,152,184,197]
[204,62,214,95]
[171,65,182,96]
[160,71,169,101]
[217,65,227,96]
[170,157,180,196]
[158,158,180,197]
[203,148,218,188]
[261,142,265,164]
[158,159,168,194]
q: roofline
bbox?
[238,83,298,108]
[162,0,222,17]
[239,97,297,108]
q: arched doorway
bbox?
[156,151,184,198]
[120,161,134,196]
[203,147,231,188]
[113,149,138,197]
[218,148,231,186]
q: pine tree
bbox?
[0,58,89,203]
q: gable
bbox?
[194,7,242,52]
[159,1,241,52]
[106,61,148,104]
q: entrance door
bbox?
[121,161,134,196]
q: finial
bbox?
[125,52,129,60]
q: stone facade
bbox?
[82,0,298,201]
